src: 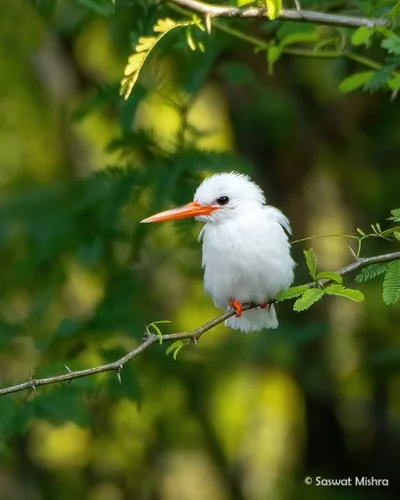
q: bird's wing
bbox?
[263,205,292,235]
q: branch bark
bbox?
[1,250,399,397]
[167,0,388,28]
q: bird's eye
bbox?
[216,196,229,205]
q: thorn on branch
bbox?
[205,12,212,34]
[115,364,123,385]
[348,245,359,261]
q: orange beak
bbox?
[141,201,218,223]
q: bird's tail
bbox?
[225,304,278,333]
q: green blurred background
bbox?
[1,0,400,499]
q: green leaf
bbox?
[148,320,171,345]
[315,271,343,284]
[186,27,196,51]
[293,289,325,312]
[237,0,255,5]
[389,208,400,222]
[265,0,282,20]
[267,45,282,75]
[324,284,365,302]
[166,340,187,360]
[364,65,396,92]
[388,74,400,91]
[304,249,318,280]
[381,226,400,237]
[339,71,374,93]
[351,27,373,47]
[120,18,193,99]
[383,261,400,305]
[275,285,309,302]
[355,263,389,283]
[382,35,400,55]
[280,32,319,47]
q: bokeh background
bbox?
[1,0,400,499]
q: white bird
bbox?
[141,172,295,332]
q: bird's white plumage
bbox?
[194,172,295,332]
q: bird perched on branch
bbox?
[141,172,295,332]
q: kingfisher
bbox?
[141,172,295,332]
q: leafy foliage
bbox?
[324,284,364,303]
[339,72,375,93]
[389,208,400,222]
[265,0,282,20]
[279,249,365,311]
[293,288,325,312]
[315,272,343,284]
[3,1,400,497]
[382,34,400,55]
[121,17,206,99]
[165,340,189,359]
[351,27,374,47]
[146,320,172,344]
[383,261,400,304]
[275,285,309,302]
[355,263,390,283]
[115,0,400,97]
[304,249,318,280]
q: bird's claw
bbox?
[230,299,243,317]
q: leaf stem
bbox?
[291,234,360,245]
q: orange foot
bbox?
[230,299,243,317]
[260,302,270,310]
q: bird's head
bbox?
[141,172,266,224]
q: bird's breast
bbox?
[201,217,294,309]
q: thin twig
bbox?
[1,251,399,397]
[166,0,387,28]
[0,306,255,397]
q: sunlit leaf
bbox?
[120,17,195,99]
[351,27,373,46]
[324,284,365,302]
[265,0,282,20]
[293,288,325,312]
[315,271,343,284]
[304,249,318,280]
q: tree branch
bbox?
[0,305,255,397]
[167,0,388,28]
[1,250,399,397]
